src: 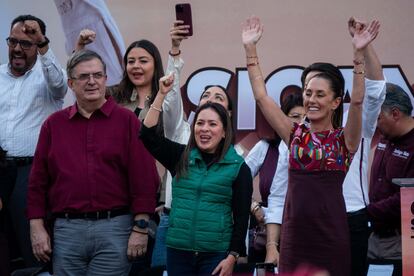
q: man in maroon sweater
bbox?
[367,83,414,274]
[27,49,159,275]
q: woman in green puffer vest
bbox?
[140,75,253,276]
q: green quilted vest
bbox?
[166,145,244,252]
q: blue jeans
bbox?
[166,247,227,276]
[53,214,132,276]
[151,213,169,267]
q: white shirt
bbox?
[343,78,386,212]
[0,49,67,157]
[163,55,191,145]
[162,55,191,209]
[245,140,289,224]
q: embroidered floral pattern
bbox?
[289,123,352,171]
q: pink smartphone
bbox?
[175,3,193,36]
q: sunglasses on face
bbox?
[71,72,106,82]
[6,37,35,50]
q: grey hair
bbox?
[382,83,413,116]
[66,49,106,79]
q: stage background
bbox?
[2,0,414,83]
[2,0,414,199]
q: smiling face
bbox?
[194,108,226,154]
[126,47,155,89]
[199,86,230,111]
[8,22,38,76]
[303,76,341,126]
[68,58,107,106]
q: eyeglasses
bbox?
[71,72,106,82]
[6,37,35,50]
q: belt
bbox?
[54,207,130,220]
[5,156,33,167]
[163,207,170,215]
[374,228,401,238]
[347,207,367,217]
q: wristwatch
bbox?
[133,219,149,229]
[37,36,50,48]
[228,251,240,261]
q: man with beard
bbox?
[367,83,414,276]
[0,14,67,270]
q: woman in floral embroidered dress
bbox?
[241,16,380,276]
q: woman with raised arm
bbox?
[241,16,379,275]
[140,77,252,276]
[75,21,190,142]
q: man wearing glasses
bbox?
[0,14,67,271]
[27,49,159,275]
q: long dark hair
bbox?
[199,85,235,143]
[301,63,345,128]
[176,102,233,178]
[108,39,165,133]
[111,39,164,105]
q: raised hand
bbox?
[75,29,96,52]
[158,73,175,95]
[352,20,380,51]
[22,20,45,44]
[242,16,264,46]
[78,29,96,46]
[348,17,367,38]
[170,20,190,48]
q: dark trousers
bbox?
[2,164,39,267]
[0,165,14,276]
[166,247,227,276]
[247,227,266,263]
[0,210,10,276]
[347,208,370,276]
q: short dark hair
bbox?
[281,92,303,115]
[176,102,233,178]
[382,83,413,116]
[301,63,345,128]
[11,15,46,35]
[67,49,106,79]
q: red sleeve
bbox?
[368,156,414,223]
[128,116,159,214]
[27,120,51,219]
[367,189,401,222]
